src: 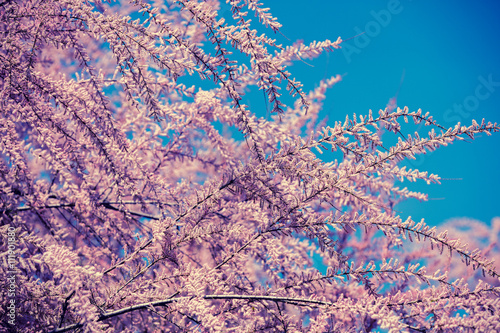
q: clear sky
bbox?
[245,0,500,227]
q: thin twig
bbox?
[49,294,334,333]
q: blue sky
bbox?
[251,1,500,226]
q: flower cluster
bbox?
[0,0,499,332]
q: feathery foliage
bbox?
[0,0,499,332]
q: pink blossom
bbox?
[0,1,499,332]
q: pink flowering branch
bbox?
[49,294,335,333]
[1,0,499,332]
